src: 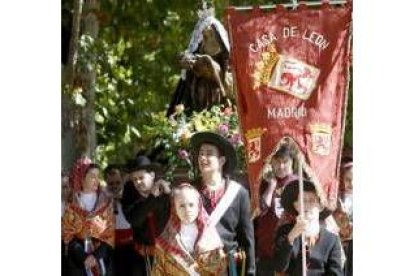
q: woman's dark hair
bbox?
[84,163,100,176]
[272,144,295,160]
[104,164,121,178]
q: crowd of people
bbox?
[61,132,353,276]
[60,2,354,275]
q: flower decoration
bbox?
[141,104,246,182]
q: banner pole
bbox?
[298,155,307,276]
[231,0,348,10]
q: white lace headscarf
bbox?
[181,8,230,79]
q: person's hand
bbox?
[287,216,308,244]
[194,55,220,70]
[151,179,171,196]
[151,183,161,197]
[156,179,171,194]
[193,55,221,78]
[92,216,107,233]
[269,178,277,190]
[178,52,196,69]
[84,255,97,269]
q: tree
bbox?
[61,0,83,170]
[61,0,353,169]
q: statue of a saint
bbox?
[167,6,234,116]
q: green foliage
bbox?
[140,104,245,182]
[62,0,353,167]
[74,34,141,167]
[75,0,276,166]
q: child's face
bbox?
[130,169,155,195]
[271,156,293,179]
[174,188,199,225]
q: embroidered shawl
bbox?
[152,188,227,275]
[62,158,115,247]
[62,191,115,247]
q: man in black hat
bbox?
[273,179,343,276]
[121,155,171,275]
[190,131,255,275]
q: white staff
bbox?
[298,154,307,276]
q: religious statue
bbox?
[167,4,234,116]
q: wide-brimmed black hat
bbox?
[190,131,237,175]
[281,179,325,215]
[126,155,161,174]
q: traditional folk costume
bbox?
[199,179,255,276]
[121,156,170,275]
[255,174,298,276]
[62,158,115,276]
[112,198,136,276]
[167,8,233,116]
[273,180,343,276]
[152,186,227,276]
[190,131,256,276]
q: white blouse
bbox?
[79,192,97,212]
[179,223,199,254]
[115,201,131,230]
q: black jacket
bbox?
[121,181,170,245]
[274,224,343,276]
[199,180,256,276]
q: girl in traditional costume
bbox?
[62,157,115,276]
[152,183,227,276]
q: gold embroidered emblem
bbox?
[245,128,266,163]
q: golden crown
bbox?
[310,123,332,134]
[245,128,266,139]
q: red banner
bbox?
[226,3,352,213]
